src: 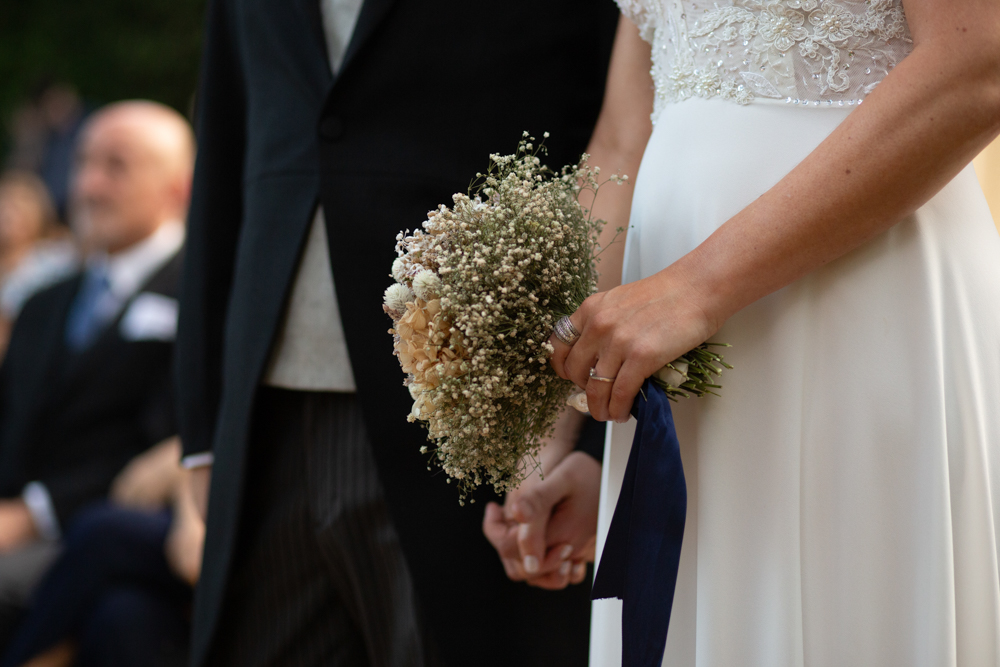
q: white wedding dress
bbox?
[591,1,1000,665]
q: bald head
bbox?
[72,100,195,254]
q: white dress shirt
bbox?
[24,220,185,540]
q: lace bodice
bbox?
[617,0,912,119]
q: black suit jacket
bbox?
[0,252,182,528]
[177,1,618,665]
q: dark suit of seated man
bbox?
[0,100,194,644]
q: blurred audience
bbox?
[0,100,193,646]
[4,84,88,221]
[0,171,78,353]
[0,437,205,667]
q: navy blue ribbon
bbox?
[592,379,687,667]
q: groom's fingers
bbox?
[483,502,527,581]
[506,470,575,576]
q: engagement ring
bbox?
[589,368,616,383]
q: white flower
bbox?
[654,360,689,388]
[566,392,590,413]
[384,283,414,314]
[809,2,855,42]
[391,257,407,282]
[757,3,809,52]
[412,270,442,300]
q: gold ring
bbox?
[589,368,616,383]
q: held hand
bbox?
[482,451,601,590]
[550,266,718,423]
[110,436,182,510]
[164,469,206,586]
[0,499,38,553]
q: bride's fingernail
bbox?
[559,560,571,576]
[573,562,586,579]
[523,555,539,574]
[559,545,573,560]
[518,523,530,541]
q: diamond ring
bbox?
[589,368,616,383]
[553,316,581,347]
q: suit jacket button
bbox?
[319,116,343,140]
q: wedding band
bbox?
[589,368,616,383]
[553,316,581,346]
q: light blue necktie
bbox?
[65,264,120,351]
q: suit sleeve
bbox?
[574,415,606,462]
[176,0,248,459]
[41,454,133,529]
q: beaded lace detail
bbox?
[617,0,912,119]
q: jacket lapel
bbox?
[338,0,397,79]
[297,0,333,76]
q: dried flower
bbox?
[384,283,414,317]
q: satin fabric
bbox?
[592,380,687,667]
[590,97,1000,666]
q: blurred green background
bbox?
[0,0,207,159]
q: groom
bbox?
[177,0,620,665]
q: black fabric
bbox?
[0,253,182,527]
[176,1,619,665]
[0,505,191,667]
[576,416,608,463]
[208,388,426,667]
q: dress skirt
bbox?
[590,97,1000,667]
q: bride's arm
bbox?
[581,17,654,293]
[554,0,1000,422]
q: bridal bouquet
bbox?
[384,134,729,499]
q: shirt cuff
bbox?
[22,481,61,541]
[181,452,214,469]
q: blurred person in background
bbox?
[0,436,205,667]
[0,171,79,354]
[3,84,88,223]
[35,85,87,223]
[0,100,192,645]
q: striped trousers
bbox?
[206,388,433,666]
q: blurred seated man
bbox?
[0,100,193,643]
[0,437,205,667]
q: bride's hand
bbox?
[550,266,719,423]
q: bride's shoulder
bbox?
[614,0,658,42]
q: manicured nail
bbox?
[560,545,574,560]
[523,555,539,574]
[518,523,530,541]
[559,560,571,576]
[573,563,586,579]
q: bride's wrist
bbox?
[661,253,735,339]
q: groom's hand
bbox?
[482,451,601,590]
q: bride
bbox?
[551,0,1000,664]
